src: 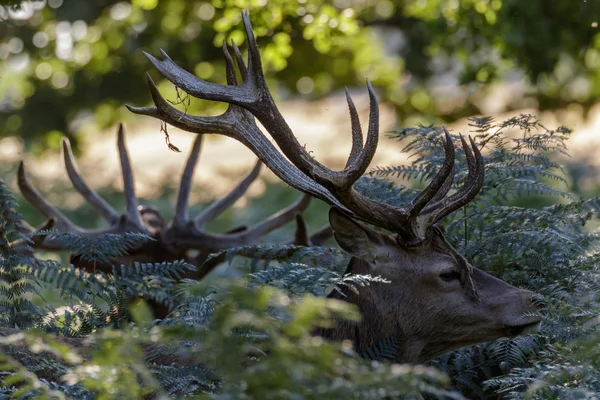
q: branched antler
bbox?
[129,11,484,245]
[18,124,317,275]
[18,124,147,249]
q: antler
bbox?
[18,124,148,250]
[19,124,311,257]
[292,215,333,247]
[129,11,484,244]
[159,132,313,251]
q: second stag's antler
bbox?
[128,11,484,246]
[18,124,326,279]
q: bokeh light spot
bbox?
[375,0,394,18]
[297,76,314,94]
[8,37,24,53]
[197,3,215,21]
[33,32,49,48]
[110,2,132,21]
[194,62,214,80]
[72,21,88,41]
[35,62,53,79]
[51,71,69,88]
[48,0,63,8]
[133,0,158,10]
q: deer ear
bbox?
[329,207,380,261]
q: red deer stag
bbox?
[128,11,542,362]
[18,124,331,316]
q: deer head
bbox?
[128,11,542,362]
[17,124,331,282]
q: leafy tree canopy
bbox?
[1,0,599,152]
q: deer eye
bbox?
[439,270,461,282]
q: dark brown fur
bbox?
[315,209,541,363]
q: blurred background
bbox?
[1,0,600,241]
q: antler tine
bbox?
[173,134,203,228]
[291,215,334,246]
[423,135,484,223]
[344,88,363,168]
[17,162,81,233]
[293,214,310,246]
[340,81,379,188]
[407,127,455,218]
[116,124,144,228]
[62,138,120,224]
[141,48,253,105]
[240,10,262,79]
[230,40,248,77]
[194,160,262,230]
[127,75,346,211]
[429,164,455,204]
[222,40,239,86]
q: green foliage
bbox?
[371,115,600,399]
[490,329,600,399]
[209,243,348,277]
[0,0,381,150]
[1,177,197,336]
[29,257,196,334]
[0,179,45,327]
[0,179,455,398]
[0,274,454,399]
[2,114,600,398]
[165,279,453,399]
[3,1,600,149]
[36,230,151,265]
